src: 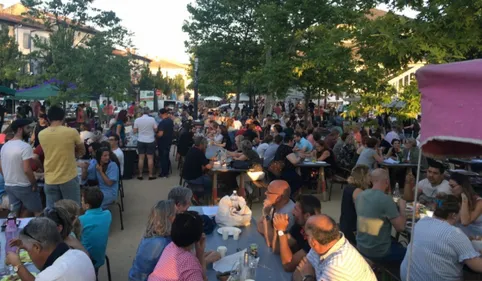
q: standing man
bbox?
[0,119,42,216]
[157,109,174,178]
[39,106,86,207]
[104,101,114,121]
[133,108,157,180]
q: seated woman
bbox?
[355,137,384,170]
[449,173,482,237]
[54,199,82,240]
[337,134,357,169]
[129,200,176,281]
[212,125,232,151]
[339,165,370,245]
[80,142,101,186]
[271,135,303,196]
[42,206,89,256]
[312,140,336,166]
[227,140,264,195]
[385,139,403,161]
[400,194,482,281]
[95,147,120,208]
[148,211,208,281]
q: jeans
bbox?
[186,175,212,196]
[158,145,171,176]
[364,241,407,264]
[44,176,81,208]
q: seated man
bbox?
[168,186,193,213]
[181,136,213,195]
[6,217,96,281]
[257,180,296,248]
[293,132,313,153]
[416,160,451,204]
[355,169,407,263]
[79,187,112,273]
[294,215,376,281]
[273,195,321,272]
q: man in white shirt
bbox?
[294,215,376,281]
[133,107,157,180]
[384,126,401,146]
[417,161,451,203]
[0,119,42,216]
[109,134,124,177]
[6,217,96,281]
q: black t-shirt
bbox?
[178,131,194,156]
[157,118,174,146]
[289,224,310,253]
[274,144,295,171]
[243,129,257,142]
[182,146,209,180]
[34,124,48,147]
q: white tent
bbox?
[202,96,222,102]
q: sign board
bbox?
[140,90,155,110]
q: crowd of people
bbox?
[0,97,480,281]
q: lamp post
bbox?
[193,57,199,120]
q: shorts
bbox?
[5,185,43,213]
[137,141,156,155]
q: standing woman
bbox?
[116,109,128,147]
[30,114,49,148]
[76,104,85,126]
[129,200,176,281]
[449,173,482,237]
[95,147,120,208]
[339,165,370,245]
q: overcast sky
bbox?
[1,1,417,64]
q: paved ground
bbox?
[97,161,344,281]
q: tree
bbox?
[138,65,154,90]
[22,0,132,103]
[170,74,185,97]
[183,0,263,106]
[0,25,25,88]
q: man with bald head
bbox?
[257,180,296,248]
[294,215,376,281]
[355,168,407,263]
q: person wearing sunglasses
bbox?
[6,217,96,281]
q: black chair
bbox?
[105,197,124,231]
[105,255,112,281]
[119,177,125,212]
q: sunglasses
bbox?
[22,225,41,243]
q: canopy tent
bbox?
[202,96,222,102]
[385,100,406,109]
[405,59,482,281]
[417,59,482,158]
[0,85,15,96]
[14,83,60,100]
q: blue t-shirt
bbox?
[128,236,172,281]
[295,137,313,152]
[79,208,112,268]
[96,161,119,208]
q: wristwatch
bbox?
[302,275,315,281]
[278,230,285,237]
[13,265,19,273]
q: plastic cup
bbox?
[222,229,229,240]
[233,230,240,240]
[217,246,227,258]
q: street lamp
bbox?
[193,57,199,119]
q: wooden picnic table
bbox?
[296,161,331,201]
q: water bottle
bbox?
[6,204,18,254]
[393,183,401,203]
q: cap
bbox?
[11,118,33,131]
[159,108,169,115]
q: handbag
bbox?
[268,160,285,177]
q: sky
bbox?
[1,1,416,65]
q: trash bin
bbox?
[122,148,137,180]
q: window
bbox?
[22,33,31,49]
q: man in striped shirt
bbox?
[294,215,376,281]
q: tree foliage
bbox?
[21,0,133,103]
[0,25,25,88]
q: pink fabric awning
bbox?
[416,59,482,158]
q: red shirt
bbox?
[128,105,135,116]
[104,105,114,116]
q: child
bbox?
[79,187,112,273]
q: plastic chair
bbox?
[104,198,124,231]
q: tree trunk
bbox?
[304,88,311,123]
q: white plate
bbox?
[217,226,242,236]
